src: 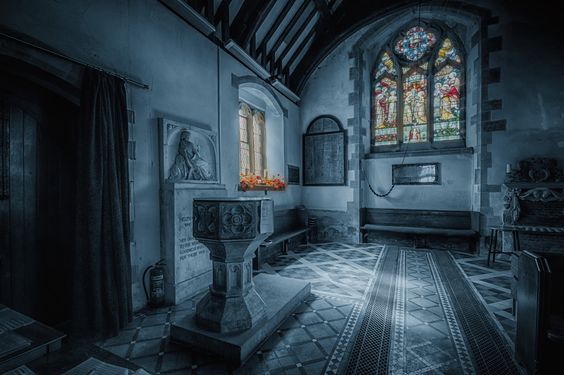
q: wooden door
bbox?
[0,71,77,325]
[0,96,40,317]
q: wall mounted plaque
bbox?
[287,165,300,185]
[303,116,346,186]
[159,118,219,185]
[392,163,440,185]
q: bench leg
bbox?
[282,240,288,255]
[487,228,494,266]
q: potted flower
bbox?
[239,173,286,192]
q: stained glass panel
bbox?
[433,65,462,141]
[402,71,428,143]
[373,77,398,145]
[435,38,461,67]
[395,26,436,61]
[239,114,251,174]
[253,112,264,176]
[375,52,397,78]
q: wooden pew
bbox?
[516,250,564,374]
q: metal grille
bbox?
[0,99,8,200]
[342,247,399,375]
[434,251,521,375]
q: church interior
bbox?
[1,0,563,374]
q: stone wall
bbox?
[300,1,564,248]
[0,0,303,310]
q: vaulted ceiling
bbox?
[160,1,556,99]
[162,0,422,96]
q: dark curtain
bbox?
[72,68,132,339]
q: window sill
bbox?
[365,146,473,159]
[239,184,286,192]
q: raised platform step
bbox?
[361,224,477,237]
[170,274,311,366]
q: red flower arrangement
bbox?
[239,173,286,191]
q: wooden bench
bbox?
[516,251,564,373]
[253,207,309,269]
[360,208,479,252]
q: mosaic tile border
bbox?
[323,246,387,375]
[434,251,520,374]
[389,249,406,375]
[428,252,475,374]
[341,247,399,375]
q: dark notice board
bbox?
[303,116,346,186]
[287,165,300,185]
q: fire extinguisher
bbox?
[143,259,166,307]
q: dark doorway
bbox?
[0,62,78,328]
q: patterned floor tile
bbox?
[96,242,519,374]
[454,254,516,345]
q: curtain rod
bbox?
[0,32,150,90]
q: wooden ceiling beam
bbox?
[213,0,231,41]
[213,0,231,26]
[230,0,264,45]
[284,25,316,77]
[272,8,317,76]
[256,0,294,64]
[240,0,276,49]
[266,0,311,70]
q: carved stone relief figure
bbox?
[245,263,251,284]
[230,265,242,288]
[169,130,213,181]
[503,188,521,225]
[215,264,225,288]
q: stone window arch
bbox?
[371,22,465,151]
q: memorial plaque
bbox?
[161,185,227,304]
[303,116,346,186]
[287,165,300,185]
[392,163,440,185]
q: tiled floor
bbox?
[97,243,517,374]
[452,252,516,344]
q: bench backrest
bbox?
[516,251,564,373]
[362,208,478,230]
[273,207,307,234]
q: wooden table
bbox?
[0,306,65,373]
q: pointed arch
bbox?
[371,22,465,149]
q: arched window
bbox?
[372,24,464,150]
[239,102,266,176]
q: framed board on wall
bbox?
[287,165,300,185]
[392,163,440,185]
[303,116,346,186]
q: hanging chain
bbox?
[364,138,411,198]
[365,171,396,197]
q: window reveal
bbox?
[239,102,266,177]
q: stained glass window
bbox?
[239,103,252,175]
[375,52,397,77]
[435,38,461,66]
[433,65,462,141]
[373,77,399,145]
[239,102,267,176]
[371,25,464,149]
[394,26,436,61]
[402,70,428,143]
[252,111,265,176]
